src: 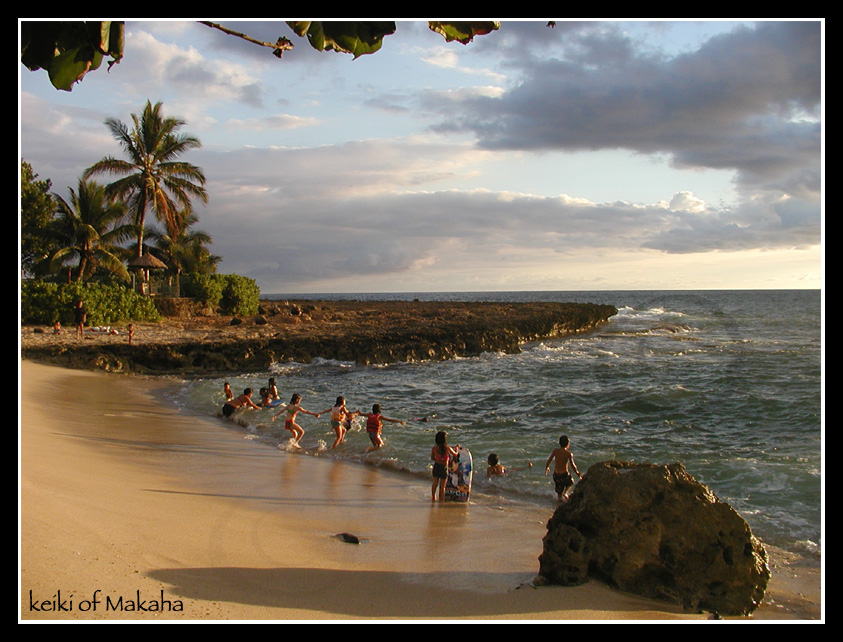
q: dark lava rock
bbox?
[537,460,770,616]
[22,300,617,375]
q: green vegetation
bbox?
[20,99,258,325]
[40,179,134,283]
[182,274,260,317]
[22,20,502,91]
[283,21,498,58]
[84,100,207,258]
[21,161,55,276]
[21,281,162,326]
[20,21,123,91]
[145,208,221,297]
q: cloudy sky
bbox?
[19,19,823,294]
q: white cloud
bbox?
[122,28,267,111]
[225,114,320,131]
[669,191,707,213]
[20,19,822,293]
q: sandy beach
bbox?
[19,359,821,621]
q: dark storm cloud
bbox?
[433,21,821,200]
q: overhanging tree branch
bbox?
[197,21,294,58]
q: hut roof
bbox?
[128,252,167,269]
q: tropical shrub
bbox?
[181,274,225,309]
[221,274,260,316]
[21,281,161,326]
[182,273,260,316]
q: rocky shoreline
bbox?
[20,299,618,375]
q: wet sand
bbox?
[19,360,820,621]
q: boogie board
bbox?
[444,445,473,502]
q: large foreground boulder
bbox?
[537,461,770,616]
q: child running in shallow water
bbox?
[544,435,582,501]
[272,393,317,449]
[363,404,405,452]
[316,396,360,449]
[431,431,460,502]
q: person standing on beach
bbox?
[73,300,86,339]
[363,403,405,452]
[272,393,317,449]
[431,431,459,502]
[544,435,582,501]
[316,396,360,449]
[222,388,262,419]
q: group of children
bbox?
[221,380,404,452]
[222,379,582,501]
[431,433,582,502]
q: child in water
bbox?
[272,393,318,449]
[363,403,405,452]
[431,431,460,502]
[544,435,582,501]
[486,453,532,477]
[222,388,262,419]
[316,396,360,449]
[267,377,280,401]
[259,387,273,407]
[487,453,506,476]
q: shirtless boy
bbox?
[544,435,582,501]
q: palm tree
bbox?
[147,207,221,295]
[42,179,134,282]
[84,100,207,258]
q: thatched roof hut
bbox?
[128,251,167,295]
[128,252,167,270]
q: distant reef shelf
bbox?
[21,300,618,376]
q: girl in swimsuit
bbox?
[316,396,360,449]
[431,430,459,502]
[272,393,317,448]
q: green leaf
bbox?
[428,21,500,44]
[20,21,124,91]
[286,21,396,58]
[46,47,103,92]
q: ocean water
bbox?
[166,290,822,558]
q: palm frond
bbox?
[84,100,207,257]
